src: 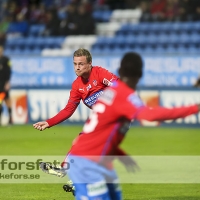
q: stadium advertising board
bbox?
[138,90,200,127]
[1,90,28,125]
[27,90,91,123]
[10,56,200,87]
[93,56,200,87]
[1,89,199,127]
[10,57,76,87]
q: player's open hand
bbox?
[33,121,49,131]
[118,155,140,173]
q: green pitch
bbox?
[0,125,200,199]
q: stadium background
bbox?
[0,1,200,199]
[0,0,200,126]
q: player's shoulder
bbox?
[72,76,81,87]
[92,66,107,72]
[111,80,134,98]
[116,81,143,107]
[111,80,132,92]
[111,80,143,107]
[100,80,131,98]
[98,80,132,106]
[92,66,104,69]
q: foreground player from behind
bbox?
[65,52,200,200]
[33,48,136,195]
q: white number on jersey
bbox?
[83,103,106,133]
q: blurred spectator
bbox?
[57,5,68,20]
[1,0,200,40]
[60,2,96,36]
[17,0,29,7]
[195,6,200,21]
[105,0,125,10]
[82,0,93,12]
[150,0,166,21]
[41,9,60,36]
[176,0,190,21]
[41,0,54,8]
[29,3,46,24]
[76,3,95,35]
[0,1,9,21]
[192,0,200,21]
[7,1,21,17]
[124,0,140,9]
[59,3,78,36]
[0,16,10,46]
[29,0,41,6]
[140,1,151,22]
[93,0,109,10]
[164,0,179,21]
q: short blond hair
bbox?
[73,48,92,63]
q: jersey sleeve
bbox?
[115,92,144,121]
[135,105,199,121]
[97,67,119,86]
[115,147,127,156]
[46,81,82,127]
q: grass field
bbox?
[0,125,200,200]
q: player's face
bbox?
[73,56,92,78]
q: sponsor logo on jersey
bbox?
[128,93,144,108]
[98,88,116,105]
[79,88,85,92]
[86,84,92,91]
[103,78,112,86]
[87,181,108,196]
[84,90,103,107]
[93,80,97,86]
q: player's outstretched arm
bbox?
[115,148,139,172]
[33,121,49,131]
[118,155,140,173]
[136,104,200,122]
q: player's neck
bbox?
[81,73,90,80]
[121,77,138,90]
[81,67,92,79]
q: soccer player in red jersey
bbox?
[33,48,136,195]
[33,48,118,130]
[65,52,200,200]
